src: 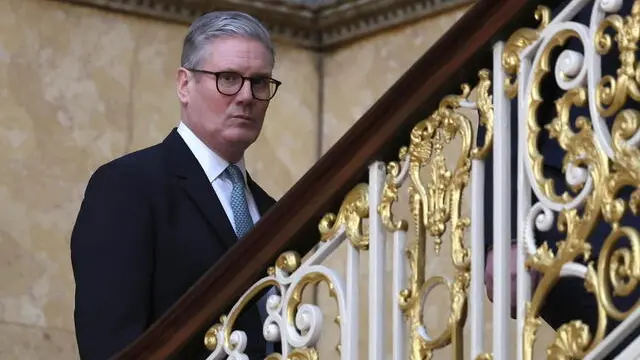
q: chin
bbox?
[226,129,260,146]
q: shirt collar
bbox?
[176,121,247,185]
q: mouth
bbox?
[232,115,253,122]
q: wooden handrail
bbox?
[116,0,555,358]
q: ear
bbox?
[176,67,191,105]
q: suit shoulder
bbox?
[88,143,165,187]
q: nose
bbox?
[236,79,253,101]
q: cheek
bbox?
[200,92,232,120]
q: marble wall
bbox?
[322,7,469,152]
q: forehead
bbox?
[201,37,273,75]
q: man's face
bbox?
[177,37,273,160]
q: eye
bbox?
[252,77,270,88]
[219,73,238,83]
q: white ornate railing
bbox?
[203,1,640,359]
[505,1,640,359]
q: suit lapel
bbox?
[181,176,238,250]
[163,129,238,250]
[247,174,276,217]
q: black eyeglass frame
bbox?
[185,68,282,101]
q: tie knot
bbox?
[225,164,244,185]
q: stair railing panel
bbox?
[510,1,640,359]
[379,70,494,360]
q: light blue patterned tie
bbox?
[225,164,254,238]
[225,164,274,354]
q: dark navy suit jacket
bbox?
[71,129,275,359]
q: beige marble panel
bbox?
[127,19,185,153]
[321,6,470,153]
[0,322,78,360]
[245,44,319,199]
[0,0,136,333]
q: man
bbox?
[70,11,281,360]
[484,0,639,355]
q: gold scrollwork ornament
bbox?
[264,347,319,360]
[503,5,551,98]
[524,47,609,360]
[522,11,640,357]
[471,69,495,160]
[546,321,592,360]
[475,353,494,360]
[204,319,224,351]
[382,70,492,360]
[595,0,640,117]
[318,183,369,249]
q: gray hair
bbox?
[180,11,275,69]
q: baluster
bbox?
[492,40,512,360]
[470,157,486,358]
[516,53,533,360]
[369,161,387,360]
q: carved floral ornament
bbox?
[53,0,474,49]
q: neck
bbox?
[208,143,244,164]
[181,119,245,164]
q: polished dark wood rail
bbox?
[115,0,556,358]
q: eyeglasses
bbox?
[185,68,282,101]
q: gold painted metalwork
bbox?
[475,353,493,360]
[204,250,301,353]
[276,251,302,274]
[221,280,281,352]
[286,272,338,330]
[378,160,409,232]
[267,251,302,276]
[595,1,640,117]
[288,348,319,360]
[334,315,342,355]
[471,69,495,160]
[523,29,608,359]
[285,271,342,357]
[546,321,592,359]
[593,226,640,321]
[380,70,493,360]
[319,183,369,249]
[519,7,640,357]
[204,317,225,351]
[527,30,606,205]
[502,5,551,98]
[204,248,337,357]
[522,302,542,360]
[264,347,319,360]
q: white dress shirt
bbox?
[177,121,260,233]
